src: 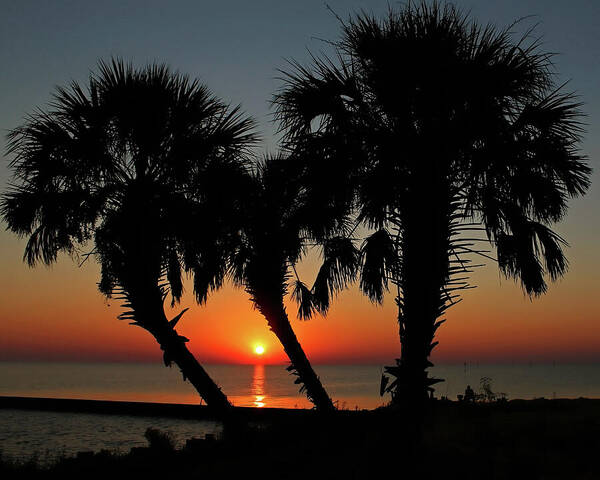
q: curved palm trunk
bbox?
[256,295,335,412]
[125,285,232,412]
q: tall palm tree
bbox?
[2,59,257,411]
[229,155,357,411]
[274,3,591,406]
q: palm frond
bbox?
[360,229,396,304]
[497,218,568,296]
[291,279,317,320]
[166,246,183,306]
[311,236,360,314]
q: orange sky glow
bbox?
[1,213,598,366]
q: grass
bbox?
[1,399,598,479]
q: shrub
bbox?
[144,428,176,452]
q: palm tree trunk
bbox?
[391,180,452,407]
[150,324,232,410]
[126,287,232,412]
[258,297,335,412]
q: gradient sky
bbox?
[0,0,598,365]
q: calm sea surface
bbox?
[1,361,599,460]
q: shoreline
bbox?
[0,395,320,420]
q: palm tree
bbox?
[274,3,591,406]
[2,59,257,411]
[229,155,357,411]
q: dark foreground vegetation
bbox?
[2,399,599,480]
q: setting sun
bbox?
[254,345,265,355]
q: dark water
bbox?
[0,409,221,462]
[1,361,599,460]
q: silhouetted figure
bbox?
[274,1,590,407]
[1,58,257,412]
[464,385,475,403]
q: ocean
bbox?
[1,361,599,460]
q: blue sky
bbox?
[2,0,599,157]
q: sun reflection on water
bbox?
[251,364,266,408]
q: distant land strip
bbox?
[0,396,322,420]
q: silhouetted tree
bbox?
[2,59,257,411]
[229,155,357,411]
[274,2,591,406]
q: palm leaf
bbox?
[291,280,317,320]
[311,236,360,314]
[360,229,396,304]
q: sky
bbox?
[0,0,599,365]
